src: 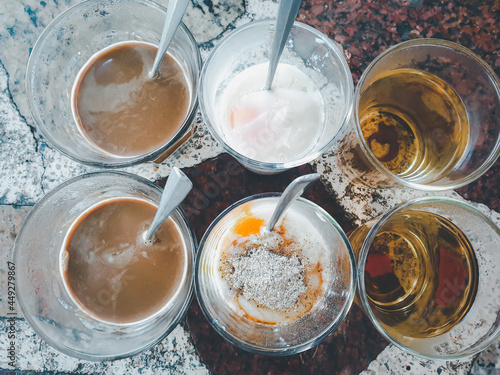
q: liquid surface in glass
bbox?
[350,210,478,338]
[359,69,469,184]
[72,42,190,157]
[219,63,325,163]
[62,198,186,324]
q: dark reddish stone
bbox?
[159,154,353,239]
[186,299,387,375]
[298,0,499,85]
[456,159,500,211]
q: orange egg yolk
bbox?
[233,216,264,237]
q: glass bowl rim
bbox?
[198,19,354,172]
[194,192,358,356]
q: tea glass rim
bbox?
[13,171,197,361]
[26,0,202,168]
[198,19,354,172]
[194,192,358,356]
[357,195,500,360]
[353,38,500,191]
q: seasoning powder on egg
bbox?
[218,213,330,325]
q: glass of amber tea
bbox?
[349,197,500,359]
[338,39,500,190]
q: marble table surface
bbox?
[0,0,498,374]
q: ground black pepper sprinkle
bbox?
[225,245,306,311]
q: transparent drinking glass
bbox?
[13,172,196,360]
[26,0,201,167]
[338,39,500,190]
[199,20,353,174]
[195,193,357,355]
[349,197,500,359]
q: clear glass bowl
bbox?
[199,20,354,174]
[26,0,201,167]
[351,197,500,359]
[13,172,196,360]
[195,193,357,355]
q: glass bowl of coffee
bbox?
[26,0,201,167]
[199,20,354,174]
[13,172,196,360]
[195,193,357,355]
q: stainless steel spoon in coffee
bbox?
[142,167,192,244]
[266,173,320,232]
[264,0,304,90]
[149,0,190,79]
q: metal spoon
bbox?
[264,0,304,90]
[266,173,320,232]
[142,167,192,243]
[149,0,190,79]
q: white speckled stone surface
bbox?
[0,0,499,374]
[360,345,472,375]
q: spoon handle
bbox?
[144,167,193,241]
[266,173,320,232]
[264,0,303,90]
[149,0,190,78]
